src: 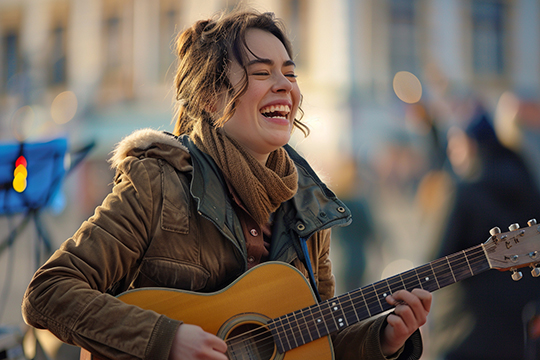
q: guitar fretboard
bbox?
[268,244,490,353]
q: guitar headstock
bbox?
[484,219,540,280]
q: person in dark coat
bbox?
[436,105,540,360]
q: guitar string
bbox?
[223,243,503,353]
[230,237,537,353]
[224,243,498,352]
[225,244,493,354]
[223,246,493,358]
[226,330,275,360]
[226,227,538,351]
[221,249,492,358]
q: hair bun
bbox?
[195,19,216,35]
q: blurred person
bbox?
[331,157,378,293]
[21,7,431,360]
[434,104,540,360]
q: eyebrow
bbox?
[246,58,296,68]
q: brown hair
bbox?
[172,7,308,136]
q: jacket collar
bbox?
[179,135,351,262]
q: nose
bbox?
[272,72,293,93]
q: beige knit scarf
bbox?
[191,120,298,225]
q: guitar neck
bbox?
[269,244,491,353]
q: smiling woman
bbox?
[21,6,430,360]
[221,28,301,163]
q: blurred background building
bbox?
[1,0,540,359]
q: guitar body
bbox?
[80,262,334,360]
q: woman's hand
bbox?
[169,324,228,360]
[381,289,432,357]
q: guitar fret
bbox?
[346,292,360,323]
[449,251,473,282]
[296,308,314,345]
[415,263,439,292]
[290,309,306,347]
[305,306,321,340]
[432,258,455,288]
[467,245,490,274]
[331,298,349,329]
[412,268,424,290]
[402,270,421,291]
[266,244,493,354]
[349,288,371,321]
[428,262,442,289]
[365,284,382,316]
[358,288,371,317]
[321,300,339,334]
[314,304,329,338]
[373,281,393,313]
[446,256,457,283]
[342,296,357,325]
[386,274,406,293]
[463,250,474,276]
[268,318,286,354]
[282,314,297,350]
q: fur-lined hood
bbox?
[109,128,186,169]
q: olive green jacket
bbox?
[22,129,422,360]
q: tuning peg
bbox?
[511,269,523,281]
[509,223,520,231]
[489,227,501,236]
[528,219,537,226]
[531,266,540,278]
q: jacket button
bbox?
[248,256,255,263]
[250,229,259,236]
[297,223,306,231]
[337,206,346,213]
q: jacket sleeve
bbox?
[21,156,180,360]
[314,229,423,360]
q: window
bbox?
[104,15,122,74]
[471,0,506,75]
[2,31,20,91]
[50,25,67,85]
[159,1,180,80]
[389,0,419,75]
[99,0,134,103]
[280,0,309,68]
[48,3,69,86]
[1,8,22,94]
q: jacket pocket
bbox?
[138,258,210,291]
[160,160,190,234]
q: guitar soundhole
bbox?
[220,316,283,360]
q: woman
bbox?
[22,8,431,360]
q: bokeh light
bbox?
[380,258,415,280]
[494,91,521,150]
[393,71,422,104]
[51,91,78,124]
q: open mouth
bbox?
[259,104,291,120]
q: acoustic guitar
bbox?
[81,220,540,360]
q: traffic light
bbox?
[13,155,28,193]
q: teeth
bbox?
[260,104,291,114]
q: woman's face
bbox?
[221,28,301,164]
